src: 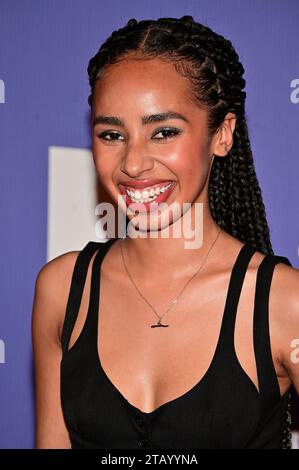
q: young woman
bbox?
[32,15,299,449]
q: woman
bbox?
[32,16,299,449]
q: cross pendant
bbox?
[151,320,169,328]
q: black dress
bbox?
[60,238,292,449]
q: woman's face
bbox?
[91,55,218,234]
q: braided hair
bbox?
[87,15,292,448]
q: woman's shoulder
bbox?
[270,255,299,320]
[267,253,299,381]
[34,240,105,289]
[257,245,299,307]
[35,248,81,299]
[223,233,298,312]
[32,246,89,346]
[245,243,299,319]
[231,237,299,391]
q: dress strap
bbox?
[216,244,257,356]
[60,241,103,354]
[253,253,292,421]
[82,238,118,344]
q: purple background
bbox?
[0,0,298,449]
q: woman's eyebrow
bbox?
[93,111,189,127]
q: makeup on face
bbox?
[92,57,213,229]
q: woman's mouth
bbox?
[118,181,176,212]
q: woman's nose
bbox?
[121,142,154,177]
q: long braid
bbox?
[87,15,291,448]
[209,117,273,254]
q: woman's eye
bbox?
[97,127,181,142]
[97,131,124,141]
[153,128,182,140]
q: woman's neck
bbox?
[120,205,223,280]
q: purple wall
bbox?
[0,0,298,449]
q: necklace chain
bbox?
[120,228,222,328]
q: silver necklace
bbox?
[120,228,222,328]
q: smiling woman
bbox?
[31,15,299,449]
[90,53,237,235]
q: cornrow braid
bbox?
[87,15,291,448]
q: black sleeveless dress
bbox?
[60,239,292,449]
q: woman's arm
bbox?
[271,263,299,394]
[31,252,78,449]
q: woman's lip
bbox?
[118,179,174,190]
[120,181,176,213]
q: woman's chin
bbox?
[125,202,184,236]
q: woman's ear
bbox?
[211,112,236,157]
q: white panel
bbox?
[292,431,299,449]
[47,146,108,261]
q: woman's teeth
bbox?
[125,182,174,203]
